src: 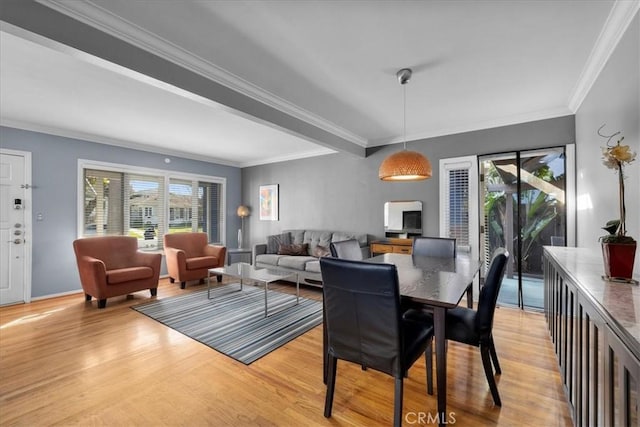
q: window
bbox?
[79,160,225,250]
[168,179,223,242]
[439,156,479,257]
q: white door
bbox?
[0,150,31,305]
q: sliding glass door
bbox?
[479,147,566,309]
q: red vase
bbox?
[601,242,637,281]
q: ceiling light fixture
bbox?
[378,68,432,181]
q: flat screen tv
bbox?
[403,210,422,230]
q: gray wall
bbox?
[0,126,242,298]
[575,13,639,266]
[242,115,575,247]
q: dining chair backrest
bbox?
[412,236,456,258]
[320,257,402,376]
[320,257,434,425]
[329,239,363,261]
[476,248,509,336]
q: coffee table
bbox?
[208,262,299,317]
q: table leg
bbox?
[323,299,327,384]
[264,281,268,317]
[434,306,447,427]
[207,270,217,299]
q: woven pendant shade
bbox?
[379,67,432,182]
[379,150,432,181]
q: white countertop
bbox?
[544,246,640,354]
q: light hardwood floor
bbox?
[0,278,572,426]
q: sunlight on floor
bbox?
[0,307,67,329]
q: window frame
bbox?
[77,159,226,249]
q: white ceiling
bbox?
[0,0,634,167]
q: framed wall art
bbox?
[259,184,279,221]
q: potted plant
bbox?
[598,125,637,282]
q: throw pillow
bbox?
[278,243,309,256]
[312,245,331,258]
[267,232,291,254]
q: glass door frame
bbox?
[478,144,576,309]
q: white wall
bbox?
[575,13,639,266]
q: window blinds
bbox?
[445,168,471,250]
[82,165,224,250]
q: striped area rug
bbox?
[132,284,322,364]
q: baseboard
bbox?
[31,289,84,301]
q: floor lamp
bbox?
[237,205,250,249]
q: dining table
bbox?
[322,252,481,427]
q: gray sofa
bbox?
[253,229,369,286]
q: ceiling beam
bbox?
[0,0,366,158]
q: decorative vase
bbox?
[237,228,243,249]
[601,241,637,281]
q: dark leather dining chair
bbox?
[408,248,509,406]
[329,239,363,260]
[411,236,474,308]
[446,248,508,405]
[412,236,456,258]
[319,257,434,427]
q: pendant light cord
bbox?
[403,83,407,151]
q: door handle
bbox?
[8,239,22,244]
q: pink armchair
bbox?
[73,236,161,309]
[163,232,226,289]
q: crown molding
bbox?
[568,0,640,112]
[368,106,573,147]
[36,0,368,148]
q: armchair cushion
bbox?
[186,256,219,270]
[107,266,155,285]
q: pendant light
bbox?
[378,68,432,181]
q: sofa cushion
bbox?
[287,230,306,245]
[332,231,368,247]
[277,256,317,270]
[267,233,291,254]
[185,256,218,270]
[278,243,309,256]
[301,230,333,255]
[256,254,285,266]
[305,260,321,273]
[312,245,331,258]
[106,266,154,285]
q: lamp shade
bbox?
[236,205,250,217]
[378,150,432,181]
